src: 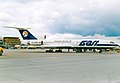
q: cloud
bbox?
[0,0,120,38]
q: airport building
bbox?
[0,37,3,47]
[3,37,21,49]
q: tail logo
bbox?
[22,31,28,37]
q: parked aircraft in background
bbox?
[3,26,120,53]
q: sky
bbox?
[0,0,120,39]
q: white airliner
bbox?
[4,26,120,53]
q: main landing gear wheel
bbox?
[55,50,62,52]
[99,50,102,53]
[76,49,83,53]
[45,50,54,52]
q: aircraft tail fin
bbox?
[3,26,37,40]
[18,29,37,40]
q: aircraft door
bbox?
[41,41,43,45]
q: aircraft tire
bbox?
[99,50,102,53]
[46,50,54,52]
[76,49,83,53]
[55,50,62,52]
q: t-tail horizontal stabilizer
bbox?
[3,26,37,40]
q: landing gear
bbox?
[83,49,87,52]
[99,50,102,53]
[93,49,96,52]
[55,50,62,52]
[75,49,103,53]
[76,49,83,53]
[45,49,63,53]
[45,49,54,52]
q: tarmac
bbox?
[0,49,120,83]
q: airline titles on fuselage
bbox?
[79,40,99,46]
